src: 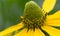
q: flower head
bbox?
[0,0,60,36]
[22,1,45,29]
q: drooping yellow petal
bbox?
[14,28,27,36]
[25,29,34,36]
[0,22,24,36]
[15,29,45,36]
[4,33,12,36]
[42,25,60,36]
[46,10,60,26]
[34,28,45,36]
[42,0,56,13]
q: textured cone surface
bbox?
[24,1,44,21]
[21,1,46,29]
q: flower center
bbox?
[20,1,47,30]
[20,13,47,30]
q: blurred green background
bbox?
[0,0,60,31]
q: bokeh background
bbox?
[0,0,60,31]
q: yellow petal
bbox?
[14,28,27,36]
[42,25,60,36]
[15,29,45,36]
[42,0,56,13]
[0,22,24,36]
[34,28,45,36]
[4,33,12,36]
[46,10,60,26]
[25,29,34,36]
